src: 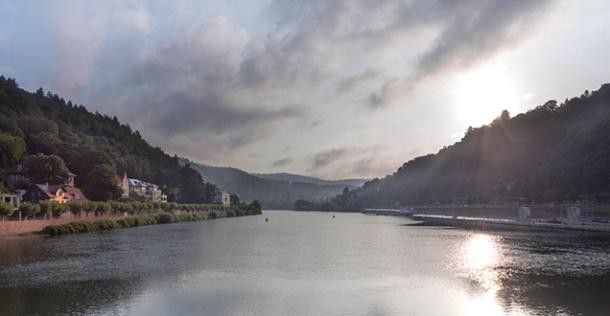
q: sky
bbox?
[1,0,610,180]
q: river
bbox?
[1,211,609,315]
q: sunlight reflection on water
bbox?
[457,233,506,316]
[1,212,610,315]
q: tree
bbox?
[19,202,41,220]
[178,164,207,203]
[500,109,510,121]
[0,133,26,170]
[0,201,15,219]
[250,200,262,212]
[23,154,70,184]
[51,202,68,218]
[39,200,57,219]
[230,193,240,205]
[67,201,86,217]
[85,164,121,201]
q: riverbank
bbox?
[410,214,610,233]
[40,209,263,236]
[0,216,123,237]
[1,203,262,237]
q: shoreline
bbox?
[410,214,610,233]
[0,209,262,238]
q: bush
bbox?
[156,213,176,224]
[0,200,15,217]
[134,215,157,226]
[95,219,119,230]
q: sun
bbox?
[455,62,520,127]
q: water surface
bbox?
[1,211,609,315]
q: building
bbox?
[0,193,21,209]
[6,164,28,188]
[214,191,231,206]
[22,184,87,204]
[7,163,77,188]
[115,172,129,198]
[128,178,167,202]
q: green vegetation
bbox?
[326,85,610,209]
[19,202,41,219]
[0,200,15,218]
[41,201,262,236]
[0,76,221,203]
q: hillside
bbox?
[253,173,367,187]
[0,76,217,203]
[186,161,363,209]
[333,84,610,209]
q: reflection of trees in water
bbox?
[496,272,610,315]
[0,278,141,315]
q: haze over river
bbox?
[1,211,609,315]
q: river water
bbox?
[0,211,609,316]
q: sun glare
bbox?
[455,63,520,126]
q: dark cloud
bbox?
[311,148,349,169]
[308,145,403,178]
[32,0,554,174]
[336,69,378,96]
[271,157,293,168]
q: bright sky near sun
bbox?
[1,0,609,179]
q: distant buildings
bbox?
[115,172,167,203]
[214,191,231,206]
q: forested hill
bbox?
[186,161,364,209]
[253,173,367,188]
[336,83,610,208]
[0,76,216,203]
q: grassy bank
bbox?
[42,204,262,236]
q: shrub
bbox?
[135,215,157,226]
[156,213,175,224]
[0,200,15,218]
[95,219,119,230]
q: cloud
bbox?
[336,69,378,96]
[311,148,350,170]
[19,0,555,176]
[308,146,404,179]
[271,157,293,168]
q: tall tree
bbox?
[22,154,70,184]
[0,133,26,170]
[85,164,121,201]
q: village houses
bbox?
[115,172,167,203]
[18,165,88,204]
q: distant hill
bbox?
[253,172,367,187]
[186,161,365,209]
[332,83,610,209]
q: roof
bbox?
[128,178,159,188]
[33,184,63,197]
[63,186,87,201]
[29,184,87,201]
